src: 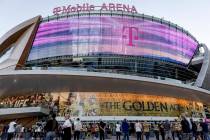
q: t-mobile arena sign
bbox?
[53,3,138,15]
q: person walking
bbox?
[197,121,203,140]
[95,123,100,140]
[99,119,106,140]
[1,124,9,140]
[24,127,31,140]
[62,114,73,140]
[164,120,171,140]
[74,118,82,140]
[200,119,209,140]
[116,122,121,140]
[143,121,150,140]
[91,123,97,140]
[159,122,165,140]
[7,119,17,140]
[171,119,181,140]
[181,115,191,140]
[122,119,129,140]
[81,124,87,140]
[135,121,142,140]
[153,122,160,140]
[190,118,197,140]
[44,114,58,140]
[15,123,22,140]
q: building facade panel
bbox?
[0,11,209,121]
[27,14,198,65]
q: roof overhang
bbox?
[0,107,49,120]
[0,70,210,104]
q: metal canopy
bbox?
[0,70,210,104]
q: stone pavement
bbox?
[27,135,182,140]
[82,136,166,140]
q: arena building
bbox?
[0,10,210,125]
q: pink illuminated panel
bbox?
[28,16,198,65]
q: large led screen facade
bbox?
[0,92,204,117]
[28,15,198,65]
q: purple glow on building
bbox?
[28,15,198,65]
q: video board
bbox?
[28,15,198,65]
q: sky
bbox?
[0,0,210,48]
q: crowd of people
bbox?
[0,114,210,140]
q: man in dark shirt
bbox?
[181,117,190,133]
[181,116,190,140]
[99,120,106,140]
[159,122,165,140]
[164,120,172,140]
[1,124,9,140]
[45,114,58,140]
[200,120,209,140]
[190,118,197,140]
[122,119,129,140]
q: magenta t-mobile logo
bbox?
[122,26,139,47]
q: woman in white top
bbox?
[116,122,121,140]
[135,121,142,140]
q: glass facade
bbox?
[27,15,198,66]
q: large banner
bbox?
[55,92,203,117]
[0,92,204,118]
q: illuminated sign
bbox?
[123,26,139,47]
[28,15,198,65]
[0,92,204,118]
[53,3,138,15]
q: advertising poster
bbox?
[56,92,204,117]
